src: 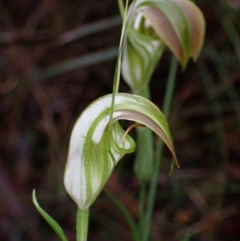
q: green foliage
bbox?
[32,190,69,241]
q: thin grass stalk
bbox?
[220,11,240,64]
[198,61,228,235]
[181,235,190,241]
[109,0,129,131]
[118,0,125,19]
[105,190,141,241]
[203,43,240,126]
[142,56,178,241]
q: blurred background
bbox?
[0,0,240,240]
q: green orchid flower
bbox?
[122,0,205,92]
[64,93,178,209]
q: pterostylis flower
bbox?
[64,93,179,209]
[122,0,205,92]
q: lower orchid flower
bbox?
[64,93,179,209]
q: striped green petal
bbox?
[122,26,165,92]
[64,93,178,209]
[122,0,205,91]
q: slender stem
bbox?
[118,0,125,19]
[142,57,178,241]
[133,87,152,236]
[105,189,141,241]
[220,10,240,64]
[162,57,178,117]
[109,0,129,131]
[76,208,89,241]
[139,180,147,232]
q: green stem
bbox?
[105,189,141,241]
[139,180,147,232]
[133,87,153,235]
[162,57,178,117]
[76,208,89,241]
[220,9,240,64]
[117,0,125,19]
[142,57,178,241]
[109,0,129,132]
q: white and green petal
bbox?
[122,26,165,92]
[122,0,205,92]
[64,93,178,209]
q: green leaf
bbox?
[32,190,69,241]
[64,93,179,209]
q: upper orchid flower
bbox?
[122,0,205,92]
